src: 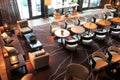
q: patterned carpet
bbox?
[19,23,120,80]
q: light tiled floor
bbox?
[28,17,55,27]
[28,9,104,27]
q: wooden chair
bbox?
[90,51,108,71]
[64,63,89,80]
[106,46,120,63]
[104,12,114,20]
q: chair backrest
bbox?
[92,51,108,61]
[65,18,75,29]
[64,63,89,80]
[64,39,78,51]
[104,4,113,12]
[65,39,78,45]
[106,46,120,62]
[78,17,87,25]
[81,36,93,40]
[95,28,107,39]
[51,21,59,26]
[50,21,61,30]
[92,14,101,23]
[65,18,74,24]
[19,20,28,28]
[90,51,108,70]
[107,46,120,55]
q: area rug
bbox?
[19,23,120,80]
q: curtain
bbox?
[100,0,111,8]
[0,0,20,25]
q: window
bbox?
[17,0,42,19]
[82,0,101,8]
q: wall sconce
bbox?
[3,23,9,31]
[115,0,120,6]
[9,55,19,65]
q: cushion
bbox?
[19,21,28,28]
[4,36,13,44]
[20,27,32,33]
[4,46,18,55]
[1,32,13,44]
[1,32,8,39]
[31,49,45,57]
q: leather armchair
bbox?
[28,49,49,70]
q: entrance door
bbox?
[17,0,42,19]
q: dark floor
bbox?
[14,23,120,80]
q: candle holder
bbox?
[61,30,64,36]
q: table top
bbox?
[71,26,85,34]
[83,22,97,30]
[96,20,111,27]
[24,32,42,49]
[111,17,120,23]
[55,29,70,38]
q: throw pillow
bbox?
[1,32,8,39]
[1,32,13,45]
[4,46,18,55]
[4,36,13,44]
[33,49,45,57]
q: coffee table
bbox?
[24,32,42,51]
[54,29,70,44]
